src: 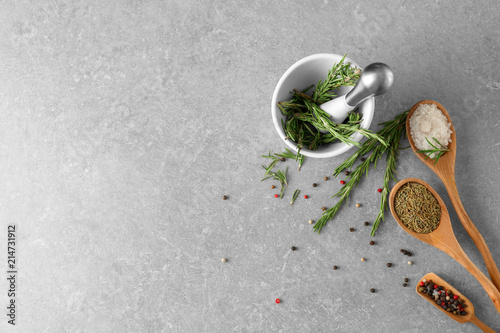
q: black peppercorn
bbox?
[404,278,409,282]
[312,183,317,187]
[345,171,350,176]
[386,263,392,267]
[403,283,407,287]
[333,265,338,270]
[403,250,408,255]
[222,195,228,200]
[361,157,366,162]
[350,228,355,232]
[369,241,375,246]
[291,246,297,251]
[407,252,412,257]
[280,158,286,162]
[370,288,375,293]
[400,249,405,253]
[364,221,370,226]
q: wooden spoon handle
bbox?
[442,177,500,292]
[452,247,500,314]
[469,314,496,333]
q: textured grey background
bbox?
[0,0,499,332]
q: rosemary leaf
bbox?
[290,189,300,206]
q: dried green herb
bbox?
[394,182,441,234]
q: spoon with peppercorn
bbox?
[389,177,500,314]
[406,100,500,293]
[417,272,495,332]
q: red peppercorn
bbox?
[377,188,382,193]
[275,298,280,304]
[340,180,346,185]
[419,282,424,287]
[434,285,438,289]
[441,302,445,306]
[304,195,308,199]
[453,295,458,300]
[274,194,279,198]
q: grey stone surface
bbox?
[0,0,499,332]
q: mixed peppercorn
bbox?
[418,279,467,315]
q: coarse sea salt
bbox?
[409,104,452,158]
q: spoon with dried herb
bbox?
[389,177,500,314]
[416,272,495,333]
[407,100,500,292]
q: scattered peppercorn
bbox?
[403,283,408,287]
[308,219,314,224]
[364,221,370,226]
[369,241,375,245]
[280,158,286,162]
[404,278,409,282]
[324,176,329,181]
[370,288,375,293]
[222,195,228,200]
[221,258,227,263]
[356,203,361,208]
[386,263,392,267]
[340,180,346,185]
[333,265,338,270]
[400,249,405,253]
[350,227,355,232]
[377,188,382,193]
[361,257,366,262]
[408,261,413,265]
[321,207,326,211]
[407,252,412,257]
[361,157,366,162]
[271,185,275,189]
[275,298,281,304]
[345,171,350,176]
[274,194,279,198]
[291,246,297,251]
[304,195,309,199]
[312,183,317,187]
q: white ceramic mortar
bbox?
[271,53,375,158]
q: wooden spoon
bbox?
[406,100,500,292]
[417,272,495,333]
[389,178,500,314]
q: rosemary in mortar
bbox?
[394,182,441,233]
[277,55,386,153]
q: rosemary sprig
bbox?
[313,110,409,234]
[370,112,408,236]
[290,189,300,206]
[416,137,450,165]
[312,54,361,104]
[275,148,305,171]
[275,167,288,198]
[261,151,280,178]
[261,167,288,198]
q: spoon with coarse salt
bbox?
[417,272,495,333]
[406,100,500,294]
[389,177,500,314]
